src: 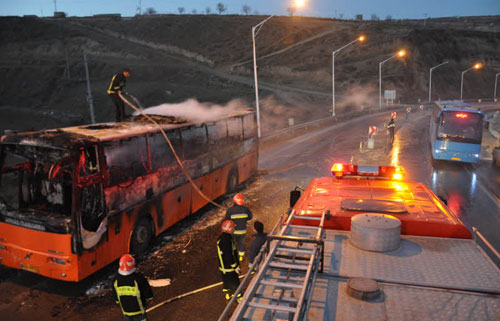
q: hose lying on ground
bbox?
[146,274,246,312]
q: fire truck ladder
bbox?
[229,210,326,321]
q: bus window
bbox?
[207,121,227,145]
[438,112,483,143]
[243,114,257,139]
[182,125,208,160]
[149,130,182,170]
[104,136,149,186]
[80,146,99,177]
[227,118,243,142]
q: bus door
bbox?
[76,145,108,256]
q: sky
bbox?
[1,0,499,19]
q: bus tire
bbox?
[130,217,154,257]
[227,168,239,193]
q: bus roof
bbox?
[292,175,472,239]
[438,101,484,114]
[0,111,253,151]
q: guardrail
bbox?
[261,104,410,144]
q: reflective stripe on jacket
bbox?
[217,232,239,273]
[112,272,153,317]
[114,280,144,316]
[225,204,253,235]
[107,73,126,94]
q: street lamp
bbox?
[331,35,365,117]
[428,61,448,102]
[494,72,500,101]
[252,15,274,138]
[460,62,482,101]
[379,49,406,109]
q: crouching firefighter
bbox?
[225,193,253,262]
[217,220,242,302]
[113,254,154,321]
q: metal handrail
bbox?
[472,227,500,260]
[217,212,286,321]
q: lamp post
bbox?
[460,63,482,101]
[379,49,406,109]
[428,61,448,102]
[494,72,500,101]
[252,15,274,138]
[332,35,365,117]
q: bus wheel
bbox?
[227,169,239,193]
[130,218,153,257]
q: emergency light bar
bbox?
[331,163,405,180]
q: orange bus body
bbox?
[0,112,258,281]
[291,176,472,239]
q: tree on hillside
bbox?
[339,13,344,19]
[242,4,251,15]
[386,15,392,21]
[205,7,211,14]
[178,7,185,14]
[286,6,297,16]
[144,7,157,15]
[371,13,380,20]
[216,3,226,14]
[192,9,197,14]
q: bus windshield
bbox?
[0,145,73,232]
[437,111,483,144]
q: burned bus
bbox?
[0,111,258,281]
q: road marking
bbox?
[465,168,500,211]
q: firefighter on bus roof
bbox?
[113,254,154,321]
[107,68,130,122]
[217,220,242,301]
[225,193,253,262]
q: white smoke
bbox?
[137,98,249,123]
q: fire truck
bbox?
[219,164,500,321]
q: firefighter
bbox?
[387,118,396,144]
[405,106,411,119]
[217,220,242,301]
[248,221,267,270]
[113,254,154,321]
[225,193,253,262]
[107,68,130,122]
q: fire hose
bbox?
[118,92,226,210]
[146,274,246,313]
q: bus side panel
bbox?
[161,183,192,229]
[237,148,257,184]
[191,174,213,213]
[211,167,226,199]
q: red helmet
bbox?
[233,193,244,206]
[221,220,235,233]
[119,254,136,275]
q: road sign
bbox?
[391,112,397,119]
[369,126,377,136]
[419,104,424,110]
[406,107,411,113]
[384,90,396,100]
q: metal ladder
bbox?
[228,210,326,321]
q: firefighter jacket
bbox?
[225,204,253,235]
[107,73,127,95]
[113,272,153,317]
[217,232,239,273]
[249,232,268,266]
[387,120,395,129]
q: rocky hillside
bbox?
[0,14,499,133]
